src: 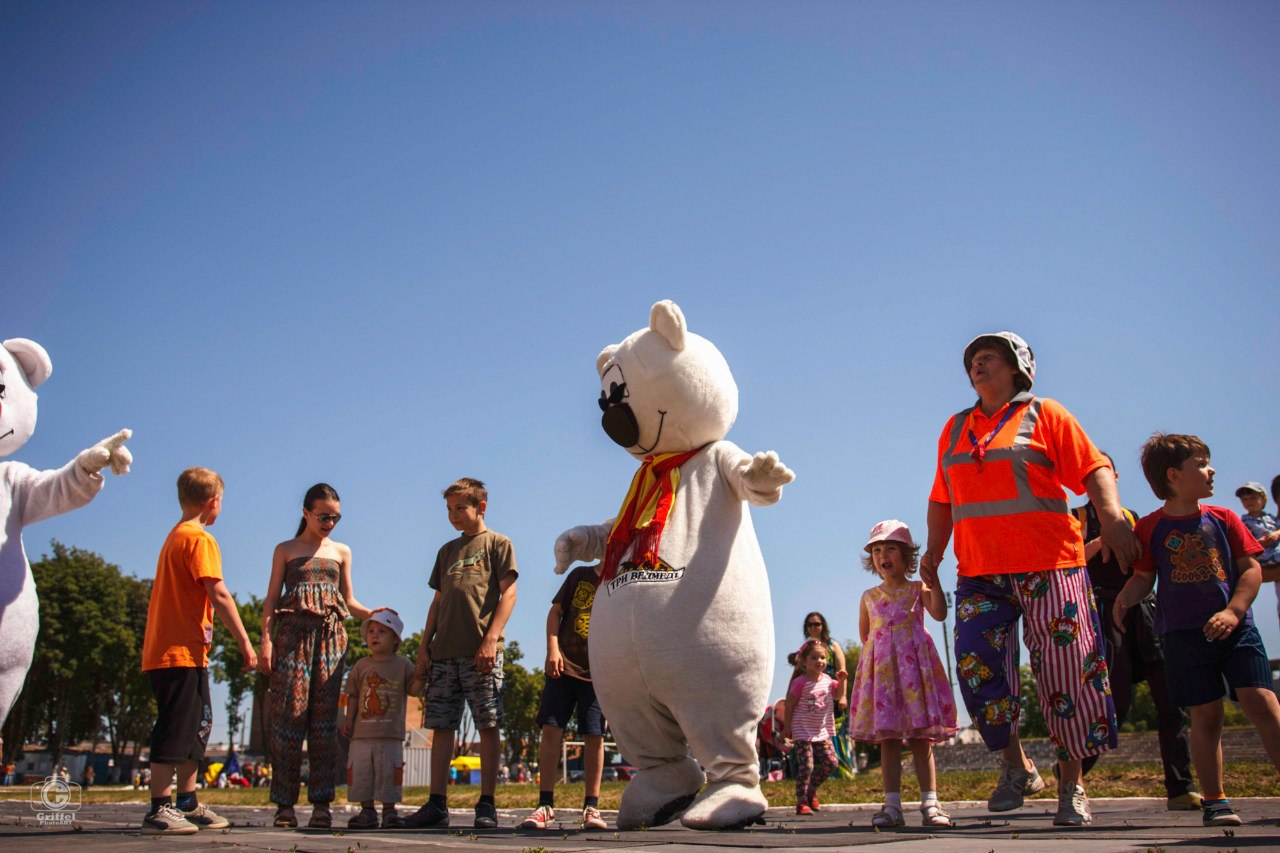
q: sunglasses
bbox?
[313,512,342,525]
[805,621,823,628]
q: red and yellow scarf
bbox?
[600,446,704,582]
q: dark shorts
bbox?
[1161,624,1274,707]
[147,667,213,765]
[423,653,504,730]
[536,674,604,735]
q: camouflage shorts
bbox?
[423,652,505,730]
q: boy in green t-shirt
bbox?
[404,478,517,830]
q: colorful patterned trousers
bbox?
[954,568,1117,760]
[794,738,837,803]
[270,612,348,806]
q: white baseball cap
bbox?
[361,607,404,644]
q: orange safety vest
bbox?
[940,392,1090,575]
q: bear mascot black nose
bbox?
[598,382,639,448]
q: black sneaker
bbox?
[474,801,498,829]
[1202,799,1242,827]
[403,800,450,828]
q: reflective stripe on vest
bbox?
[942,394,1070,522]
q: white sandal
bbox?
[871,804,905,828]
[921,803,953,827]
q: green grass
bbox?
[5,761,1278,809]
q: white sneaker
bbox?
[581,805,607,830]
[988,757,1045,811]
[520,804,555,829]
[181,802,230,829]
[141,803,199,835]
[1053,784,1091,827]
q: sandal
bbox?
[308,803,332,829]
[273,806,298,828]
[921,804,953,827]
[871,804,905,828]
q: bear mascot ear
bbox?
[649,300,686,352]
[2,339,53,389]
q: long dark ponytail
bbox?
[296,482,340,537]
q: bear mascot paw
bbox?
[554,300,793,830]
[0,338,132,727]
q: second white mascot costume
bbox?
[0,338,132,728]
[554,301,793,830]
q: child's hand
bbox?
[1111,596,1132,634]
[409,678,425,697]
[545,649,564,679]
[919,551,942,589]
[835,669,848,684]
[1203,608,1239,641]
[340,716,354,739]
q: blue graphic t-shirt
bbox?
[1133,504,1263,634]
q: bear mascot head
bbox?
[0,338,131,727]
[555,301,793,830]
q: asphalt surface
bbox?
[3,797,1278,852]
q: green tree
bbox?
[1018,664,1048,738]
[210,594,264,748]
[101,575,155,781]
[19,542,134,766]
[500,641,543,764]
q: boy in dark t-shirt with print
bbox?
[405,478,517,831]
[520,562,608,831]
[1115,433,1280,828]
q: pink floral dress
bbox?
[849,581,958,743]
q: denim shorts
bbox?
[536,674,604,735]
[1161,624,1274,707]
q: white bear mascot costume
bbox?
[0,338,132,727]
[555,301,794,830]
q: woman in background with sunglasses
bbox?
[260,482,372,829]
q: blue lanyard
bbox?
[968,402,1024,467]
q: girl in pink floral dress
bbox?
[850,520,958,828]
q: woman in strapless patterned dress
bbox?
[260,483,371,829]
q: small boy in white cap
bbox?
[341,607,416,829]
[1237,482,1280,626]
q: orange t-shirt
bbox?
[929,396,1109,576]
[141,520,223,670]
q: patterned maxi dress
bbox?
[269,557,350,807]
[849,581,958,743]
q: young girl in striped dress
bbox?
[782,639,847,815]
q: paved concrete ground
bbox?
[2,798,1276,852]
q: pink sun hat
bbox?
[864,519,914,553]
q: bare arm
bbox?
[258,544,289,675]
[920,578,947,622]
[1205,557,1262,640]
[1112,570,1157,633]
[919,500,953,589]
[475,575,517,674]
[415,590,442,679]
[829,641,848,709]
[1083,466,1141,569]
[1261,565,1280,583]
[202,578,257,670]
[858,593,871,645]
[337,544,372,621]
[545,601,565,679]
[782,693,799,740]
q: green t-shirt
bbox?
[427,529,518,660]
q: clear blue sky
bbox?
[4,2,1278,733]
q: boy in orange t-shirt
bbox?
[140,467,256,836]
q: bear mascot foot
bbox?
[681,780,768,830]
[616,757,705,830]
